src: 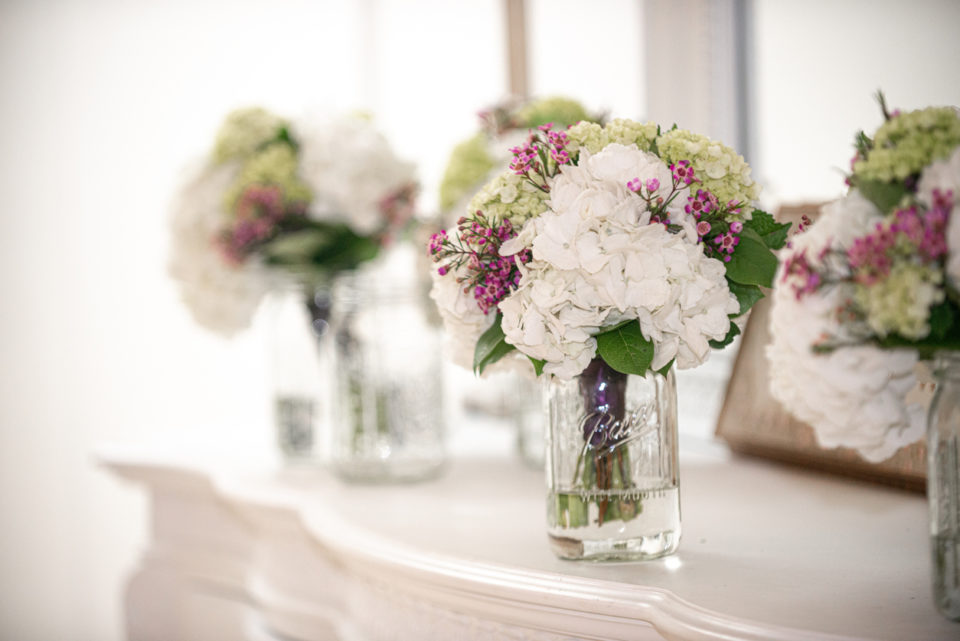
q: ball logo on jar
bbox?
[578,407,655,451]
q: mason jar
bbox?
[545,357,680,560]
[928,351,960,620]
[328,253,446,482]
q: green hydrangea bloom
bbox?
[467,169,549,227]
[517,96,590,129]
[604,118,659,152]
[854,107,960,182]
[657,128,760,218]
[438,133,497,213]
[856,262,944,340]
[469,118,760,229]
[566,121,609,155]
[439,97,597,214]
[213,107,288,164]
[225,144,312,211]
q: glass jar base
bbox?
[548,529,680,561]
[333,459,445,484]
[932,533,960,620]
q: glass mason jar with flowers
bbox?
[767,94,960,619]
[428,118,785,560]
[169,107,423,467]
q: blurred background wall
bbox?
[0,0,957,639]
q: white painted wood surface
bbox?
[99,437,959,641]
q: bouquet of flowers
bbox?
[169,107,417,336]
[768,95,960,462]
[429,117,786,380]
[438,96,601,220]
[428,117,784,548]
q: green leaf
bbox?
[260,229,329,260]
[596,320,654,375]
[856,179,909,214]
[762,225,791,251]
[727,281,765,316]
[473,314,516,375]
[743,209,779,236]
[853,130,872,159]
[744,209,792,251]
[312,234,379,271]
[929,301,956,341]
[709,321,741,349]
[528,357,546,377]
[724,227,778,288]
[274,126,298,151]
[875,89,892,121]
[655,358,675,378]
[261,223,380,275]
[873,334,960,360]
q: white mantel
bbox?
[99,434,957,641]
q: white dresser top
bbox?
[99,427,958,641]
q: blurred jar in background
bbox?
[329,243,446,482]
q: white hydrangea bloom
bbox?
[296,115,416,235]
[168,162,271,336]
[767,190,926,462]
[499,144,737,379]
[918,146,960,288]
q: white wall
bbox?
[527,0,645,120]
[751,0,960,208]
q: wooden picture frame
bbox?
[714,205,927,492]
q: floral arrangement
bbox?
[768,94,960,462]
[169,107,417,335]
[428,117,787,380]
[438,97,600,217]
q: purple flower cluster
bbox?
[626,175,671,225]
[785,215,813,250]
[545,127,570,165]
[627,177,661,194]
[509,141,541,176]
[508,123,573,191]
[709,228,742,262]
[846,225,896,286]
[781,248,823,300]
[219,184,291,264]
[686,187,744,263]
[427,212,531,314]
[847,196,949,285]
[428,228,448,261]
[378,182,417,231]
[685,188,719,218]
[670,160,696,185]
[625,166,745,263]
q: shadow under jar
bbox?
[545,358,680,561]
[328,272,445,483]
